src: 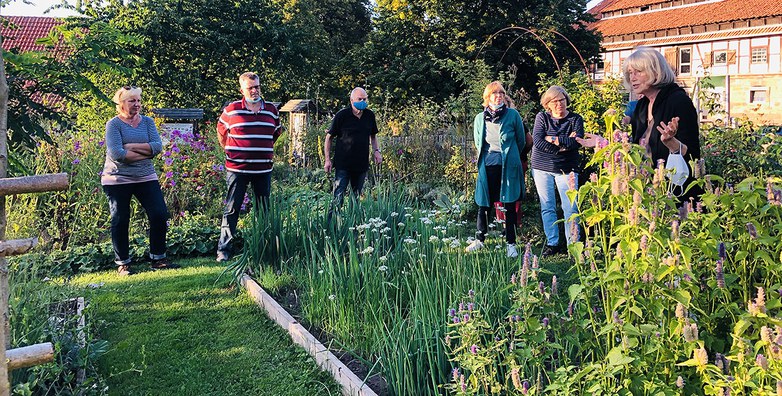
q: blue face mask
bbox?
[488,103,504,111]
[246,97,262,104]
[353,101,368,111]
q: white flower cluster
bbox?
[441,237,461,248]
[359,246,375,255]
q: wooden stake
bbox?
[0,173,68,196]
[0,238,38,257]
[0,29,12,396]
[6,343,54,371]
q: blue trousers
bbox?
[532,169,579,246]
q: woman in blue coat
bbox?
[465,81,527,258]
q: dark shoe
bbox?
[541,245,560,257]
[216,251,230,262]
[117,265,134,276]
[150,259,180,271]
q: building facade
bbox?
[588,0,782,124]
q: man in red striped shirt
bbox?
[216,72,281,262]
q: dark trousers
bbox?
[327,169,368,223]
[218,171,271,256]
[476,165,517,244]
[332,169,368,207]
[103,180,169,266]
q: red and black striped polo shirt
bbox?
[218,98,281,174]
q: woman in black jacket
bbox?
[624,46,702,202]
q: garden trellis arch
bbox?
[475,26,591,84]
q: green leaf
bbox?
[606,346,635,366]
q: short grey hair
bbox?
[623,47,676,90]
[239,72,259,86]
[350,87,367,101]
[540,85,571,108]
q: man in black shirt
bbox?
[324,87,382,211]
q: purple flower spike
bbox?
[468,289,475,298]
[746,222,758,239]
[522,380,530,394]
[452,316,460,324]
[718,242,726,259]
[467,302,474,312]
[539,281,545,295]
[470,344,478,354]
[542,317,549,327]
[452,368,460,382]
[463,314,470,322]
[448,308,456,317]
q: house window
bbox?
[713,50,728,65]
[751,47,768,64]
[679,48,691,74]
[750,88,768,103]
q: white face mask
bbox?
[666,143,690,195]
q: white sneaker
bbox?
[507,244,519,258]
[465,240,485,253]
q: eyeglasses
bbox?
[122,85,138,90]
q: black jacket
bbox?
[630,83,700,164]
[631,83,702,201]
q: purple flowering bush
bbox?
[443,111,782,395]
[157,124,226,220]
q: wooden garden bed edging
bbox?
[240,275,378,396]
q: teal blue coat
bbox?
[473,108,526,207]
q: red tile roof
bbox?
[1,16,63,52]
[589,0,782,36]
[602,24,782,49]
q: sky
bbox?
[2,0,603,17]
[0,0,79,17]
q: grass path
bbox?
[71,257,340,396]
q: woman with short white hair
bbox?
[624,46,701,202]
[101,86,178,275]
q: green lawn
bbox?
[71,258,340,396]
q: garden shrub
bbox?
[702,119,782,184]
[443,114,782,394]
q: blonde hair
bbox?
[113,86,142,116]
[482,81,506,107]
[540,85,571,108]
[623,47,676,90]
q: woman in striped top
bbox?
[101,86,178,275]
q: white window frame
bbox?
[751,47,768,64]
[679,48,691,74]
[749,87,768,104]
